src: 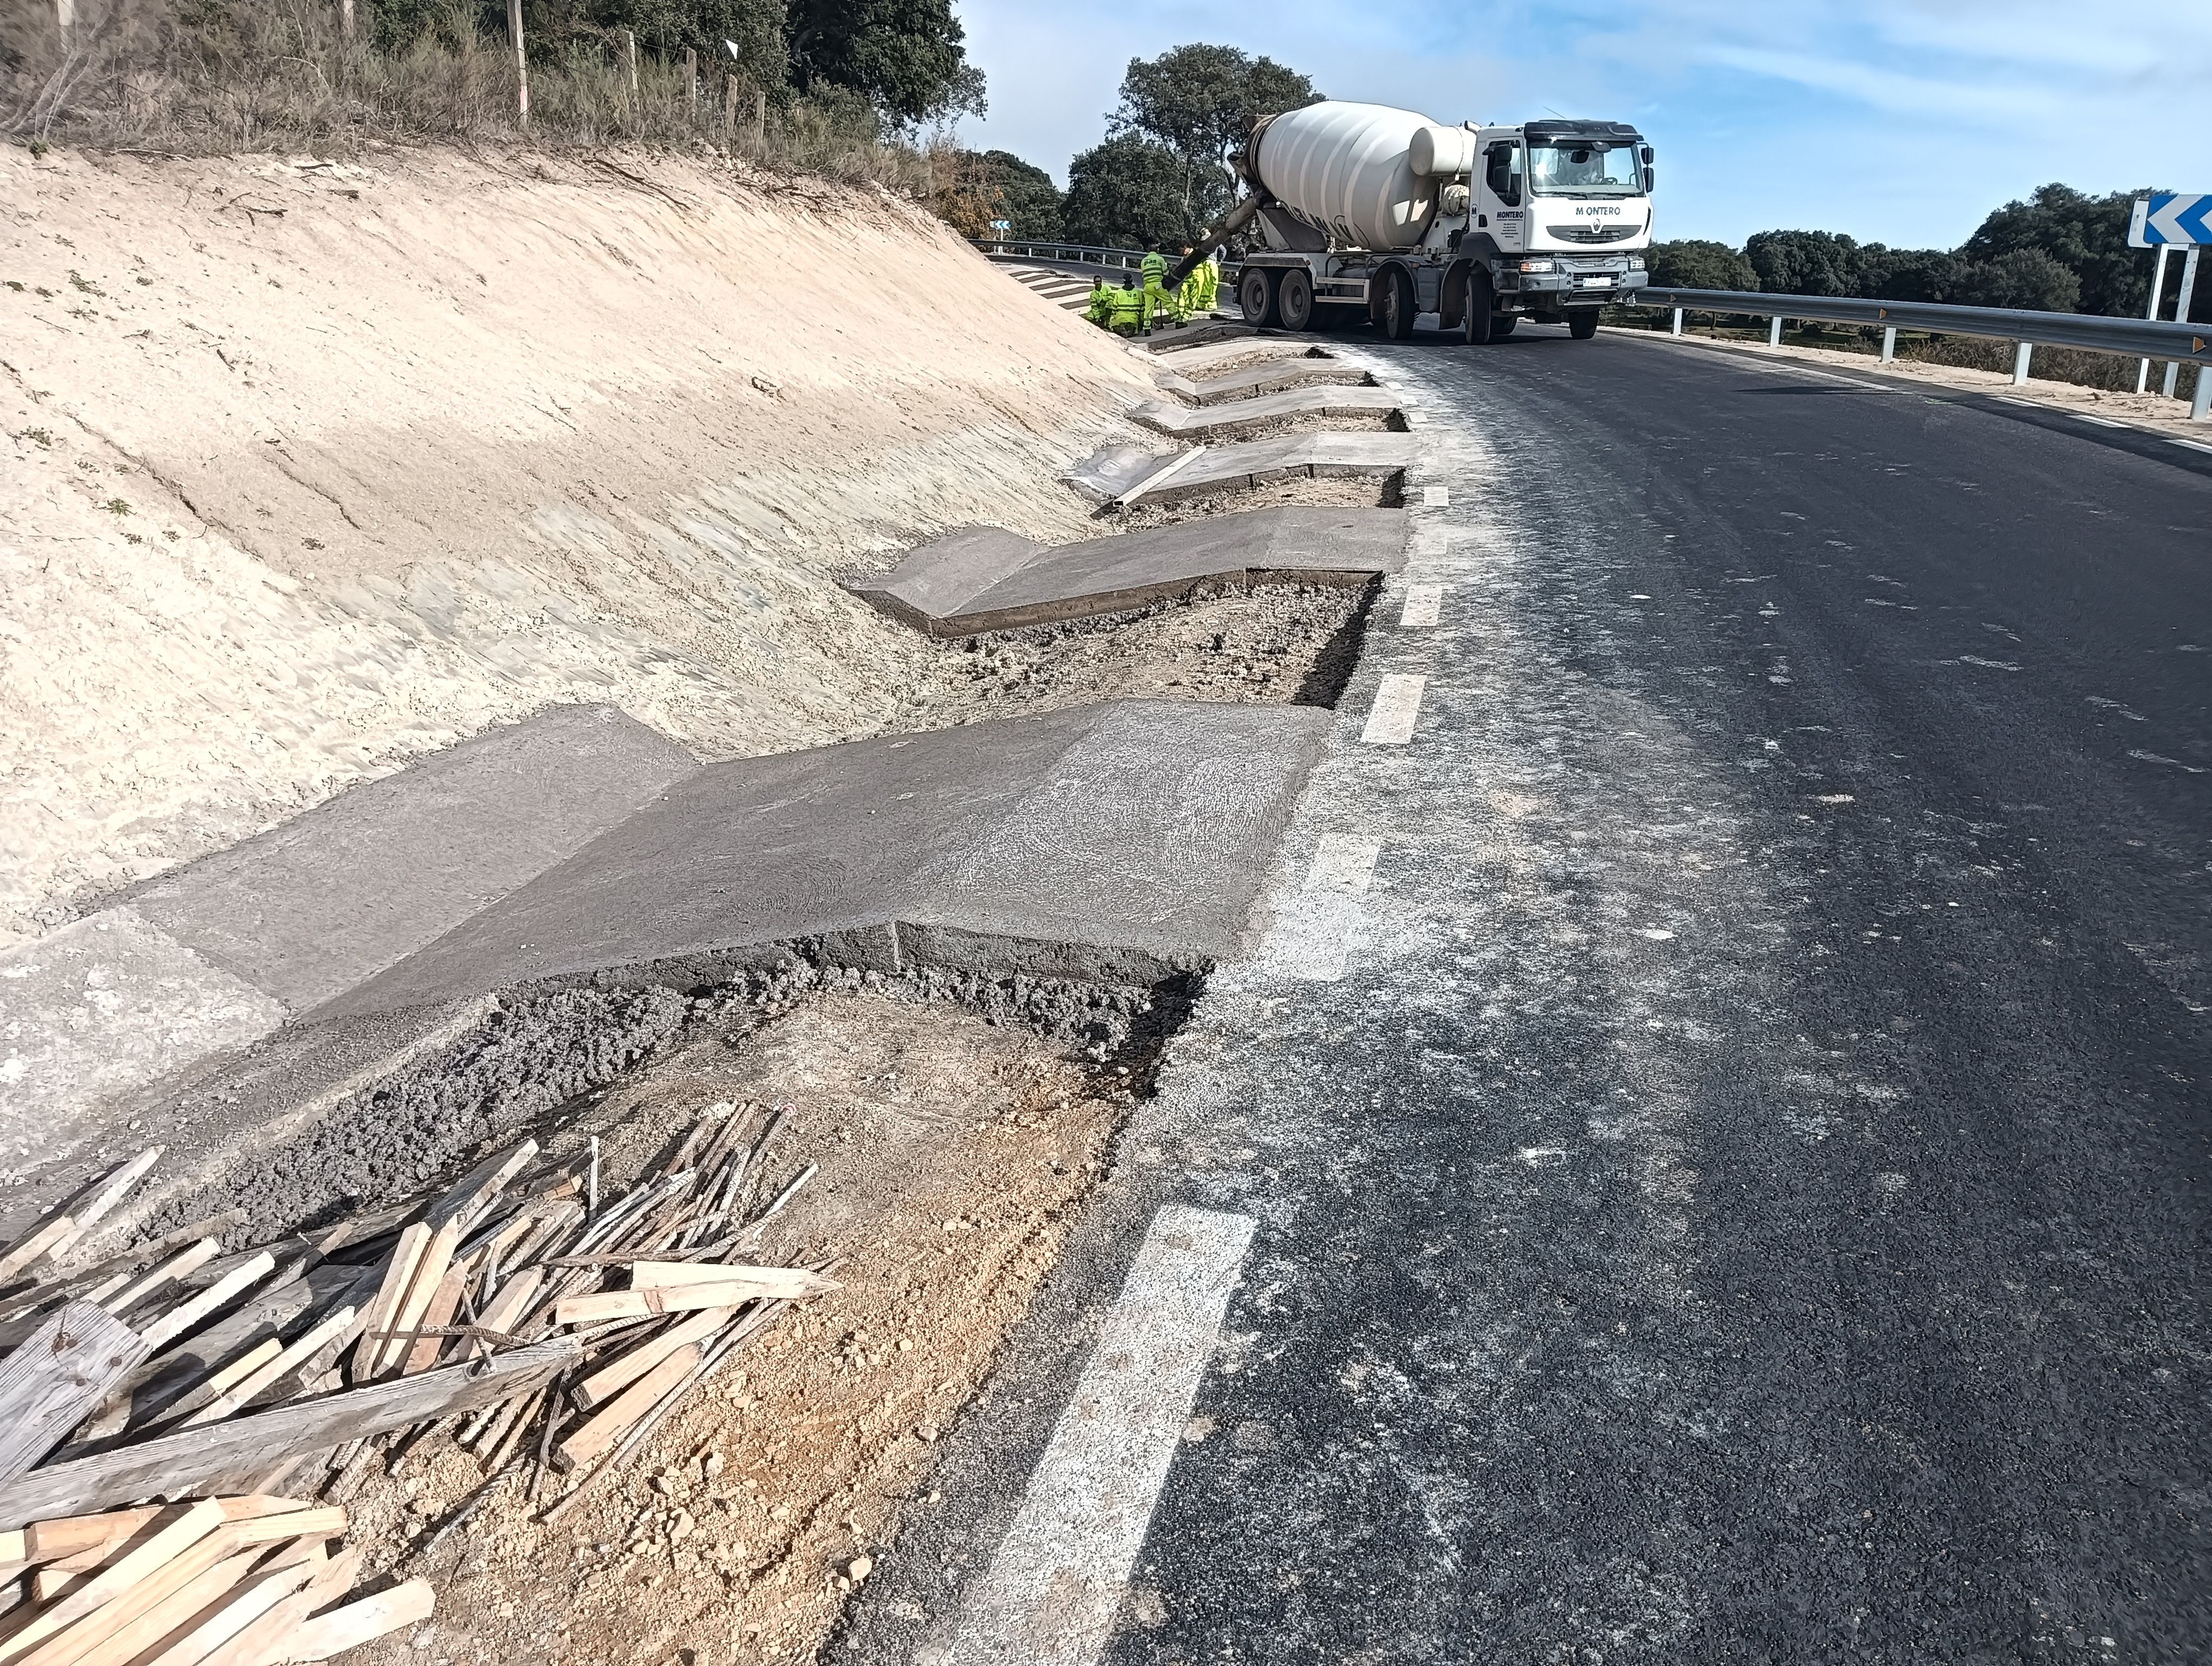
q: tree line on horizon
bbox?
[1651,186,2173,319]
[933,43,1317,249]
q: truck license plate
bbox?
[1578,275,1613,287]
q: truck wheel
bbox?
[1239,267,1281,329]
[1463,272,1496,344]
[1278,267,1316,332]
[1379,267,1416,341]
[1569,310,1599,339]
[1491,316,1518,338]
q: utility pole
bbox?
[507,0,528,126]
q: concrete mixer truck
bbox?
[1173,101,1654,343]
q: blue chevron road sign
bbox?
[2130,194,2212,247]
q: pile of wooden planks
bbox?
[0,1103,834,1543]
[0,1493,430,1665]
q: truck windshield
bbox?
[1528,143,1644,197]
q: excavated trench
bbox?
[46,316,1403,1666]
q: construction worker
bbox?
[1173,242,1210,322]
[1084,275,1116,330]
[1107,279,1145,336]
[1193,249,1220,313]
[1140,245,1172,332]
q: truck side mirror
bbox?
[1640,145,1656,194]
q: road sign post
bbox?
[2131,195,2209,399]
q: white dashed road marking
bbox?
[943,1206,1257,1666]
[1399,584,1443,627]
[1360,674,1427,745]
[1306,831,1383,894]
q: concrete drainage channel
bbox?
[0,315,1413,1663]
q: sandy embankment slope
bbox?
[0,146,1152,947]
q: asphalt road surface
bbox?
[856,328,2210,1665]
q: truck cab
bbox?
[1463,120,1654,336]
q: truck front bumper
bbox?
[1498,265,1648,303]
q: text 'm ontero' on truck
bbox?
[1172,101,1655,343]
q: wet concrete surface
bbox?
[851,326,2211,1662]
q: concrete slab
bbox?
[128,704,698,1011]
[1139,322,1258,352]
[319,700,1332,1017]
[1143,338,1326,376]
[1156,358,1374,406]
[842,507,1407,637]
[1132,384,1407,439]
[0,907,287,1161]
[1129,433,1419,503]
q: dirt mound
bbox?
[0,146,1151,946]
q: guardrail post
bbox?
[1880,325,1896,363]
[2012,342,2033,385]
[1670,307,1683,337]
[2162,247,2200,399]
[1768,316,1783,348]
[2193,367,2210,422]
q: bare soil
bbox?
[885,581,1374,731]
[1116,471,1401,533]
[338,991,1127,1666]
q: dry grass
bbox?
[1,0,940,188]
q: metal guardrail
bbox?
[973,239,1149,273]
[1629,286,2209,419]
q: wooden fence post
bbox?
[55,0,73,37]
[684,47,696,109]
[338,0,352,40]
[623,29,638,95]
[752,87,765,151]
[507,0,528,125]
[722,75,736,143]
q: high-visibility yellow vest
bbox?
[1140,251,1169,286]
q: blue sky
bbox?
[944,0,2212,249]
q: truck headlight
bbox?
[1627,255,1645,270]
[1518,259,1554,273]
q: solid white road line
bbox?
[1399,583,1444,627]
[944,1205,1257,1666]
[1360,673,1428,745]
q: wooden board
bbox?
[554,1268,832,1325]
[0,1341,580,1529]
[626,1261,837,1296]
[0,1498,223,1663]
[189,1547,358,1666]
[283,1577,434,1661]
[53,1546,262,1666]
[348,1225,430,1383]
[573,1306,733,1413]
[137,1257,275,1356]
[555,1344,699,1470]
[0,1307,150,1484]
